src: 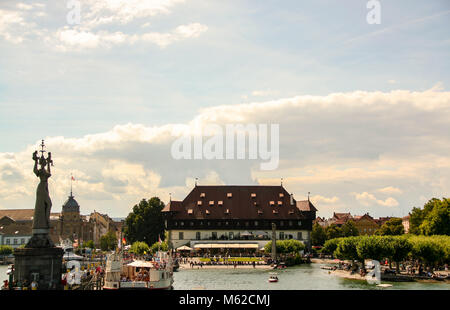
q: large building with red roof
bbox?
[162,185,317,252]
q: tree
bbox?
[409,236,445,267]
[129,241,150,256]
[420,198,450,236]
[100,231,117,251]
[356,235,386,263]
[335,236,361,264]
[386,236,412,273]
[375,218,404,236]
[409,198,450,235]
[311,223,327,246]
[82,240,94,249]
[322,238,342,255]
[264,240,305,254]
[325,224,342,240]
[0,245,13,256]
[123,197,166,245]
[150,241,169,254]
[341,220,359,237]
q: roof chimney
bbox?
[290,193,294,205]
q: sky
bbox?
[0,0,449,218]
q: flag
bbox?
[122,237,126,245]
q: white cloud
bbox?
[310,195,339,204]
[0,88,448,216]
[377,186,403,195]
[353,192,399,207]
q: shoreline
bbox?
[178,263,272,270]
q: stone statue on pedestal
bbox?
[26,140,54,248]
[14,140,63,290]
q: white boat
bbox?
[103,251,174,290]
[268,272,278,283]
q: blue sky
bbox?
[0,1,449,217]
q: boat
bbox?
[103,251,174,290]
[268,272,279,283]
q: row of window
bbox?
[2,238,27,245]
[199,192,285,199]
[178,231,304,240]
[173,220,302,227]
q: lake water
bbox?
[172,263,450,290]
[1,264,449,290]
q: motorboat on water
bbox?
[268,272,279,283]
[103,251,174,290]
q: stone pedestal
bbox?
[14,247,63,290]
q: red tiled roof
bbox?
[162,185,317,220]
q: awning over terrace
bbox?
[193,243,259,249]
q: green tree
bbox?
[129,241,150,255]
[150,241,169,254]
[100,231,117,251]
[420,198,450,236]
[311,223,327,246]
[409,198,450,235]
[322,238,342,255]
[341,220,359,237]
[123,197,166,245]
[335,236,361,264]
[375,218,404,236]
[409,236,445,267]
[82,240,94,249]
[386,236,412,273]
[325,224,343,240]
[356,235,386,263]
[264,240,305,254]
[0,245,13,256]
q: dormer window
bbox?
[225,209,230,214]
[278,201,283,205]
[258,210,263,215]
[218,200,223,205]
[209,201,214,205]
[200,193,205,198]
[279,193,284,197]
[187,209,193,214]
[273,210,278,214]
[206,210,210,215]
[269,201,275,206]
[251,193,256,198]
[227,193,232,198]
[197,201,202,206]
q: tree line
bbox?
[321,235,450,272]
[312,197,449,247]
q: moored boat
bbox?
[103,251,174,290]
[268,272,278,283]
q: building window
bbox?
[207,221,211,226]
[229,232,234,240]
[13,239,17,245]
[180,221,184,226]
[209,201,214,205]
[212,232,217,240]
[297,232,303,240]
[279,232,285,240]
[179,232,184,240]
[289,221,293,226]
[227,193,232,198]
[254,221,258,226]
[6,239,10,244]
[279,193,284,197]
[196,232,201,240]
[251,193,256,198]
[200,192,205,198]
[280,221,284,226]
[197,201,202,206]
[218,200,223,205]
[225,221,229,226]
[245,222,249,227]
[21,238,25,244]
[190,221,194,226]
[297,221,302,226]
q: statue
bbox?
[14,139,63,290]
[27,140,54,247]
